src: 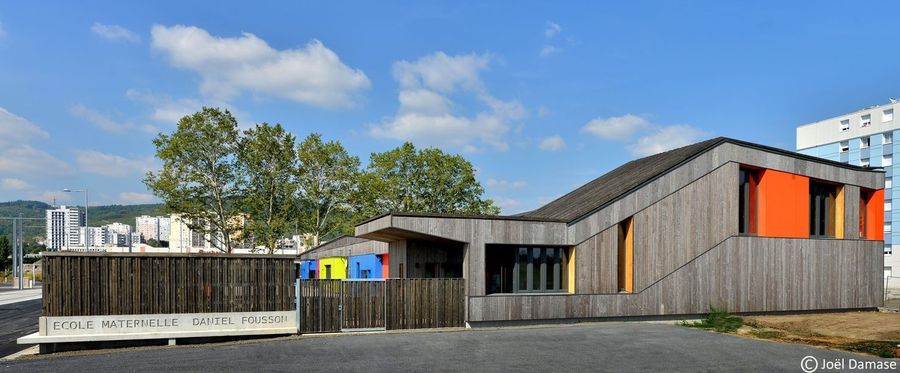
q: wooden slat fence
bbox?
[299,280,341,333]
[386,278,465,330]
[299,278,465,333]
[42,252,296,317]
[342,281,385,330]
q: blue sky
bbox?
[1,1,899,214]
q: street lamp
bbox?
[62,188,88,250]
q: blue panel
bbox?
[300,260,317,279]
[348,254,384,279]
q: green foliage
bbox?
[837,341,899,358]
[238,123,298,253]
[295,133,361,245]
[144,107,242,252]
[145,238,161,247]
[361,142,500,216]
[0,236,9,271]
[679,306,744,333]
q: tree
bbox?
[362,142,500,215]
[146,238,161,248]
[144,107,242,253]
[295,134,361,247]
[238,123,298,253]
[0,236,9,271]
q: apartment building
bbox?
[45,205,84,249]
[797,100,899,284]
[135,215,171,243]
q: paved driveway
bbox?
[1,322,895,372]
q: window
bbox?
[486,245,568,294]
[738,167,759,234]
[617,218,634,293]
[360,269,371,279]
[860,190,870,238]
[840,119,850,131]
[324,264,332,279]
[886,247,893,256]
[884,154,893,167]
[885,133,894,144]
[861,114,872,127]
[809,181,838,237]
[887,201,893,211]
[887,178,893,189]
[861,158,870,167]
[861,137,870,148]
[839,141,849,152]
[885,222,892,233]
[884,109,894,122]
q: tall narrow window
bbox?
[860,189,870,239]
[809,181,838,237]
[617,217,634,293]
[884,109,894,122]
[325,264,332,279]
[861,137,871,148]
[739,168,759,235]
[885,133,893,144]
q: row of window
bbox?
[739,167,879,239]
[857,155,892,167]
[839,109,894,132]
[839,133,893,152]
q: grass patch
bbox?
[680,307,744,333]
[748,328,787,339]
[837,341,900,359]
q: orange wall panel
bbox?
[757,169,809,238]
[866,189,884,240]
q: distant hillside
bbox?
[0,200,165,240]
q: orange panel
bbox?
[866,189,884,240]
[757,169,809,238]
[381,254,390,278]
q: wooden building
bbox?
[335,138,885,324]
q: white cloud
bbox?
[494,197,524,214]
[69,104,158,134]
[0,107,72,177]
[125,89,203,123]
[539,135,566,151]
[581,113,708,157]
[76,150,156,177]
[150,24,370,109]
[118,192,158,204]
[91,23,140,43]
[370,52,525,152]
[0,178,29,190]
[545,21,561,39]
[540,45,561,57]
[581,114,652,140]
[486,179,528,191]
[0,107,49,147]
[628,125,709,157]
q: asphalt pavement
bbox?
[0,296,40,358]
[2,322,896,372]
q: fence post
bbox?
[295,278,301,334]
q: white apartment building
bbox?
[169,214,214,253]
[79,226,106,248]
[135,215,171,243]
[102,222,133,247]
[45,205,84,249]
[796,99,899,287]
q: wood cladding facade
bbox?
[356,141,885,322]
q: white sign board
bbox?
[24,311,296,344]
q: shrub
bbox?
[680,306,744,333]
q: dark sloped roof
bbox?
[517,136,878,223]
[299,235,369,257]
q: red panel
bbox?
[866,189,884,240]
[757,169,809,238]
[381,254,390,278]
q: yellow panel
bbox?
[624,218,634,293]
[318,257,347,279]
[835,186,845,239]
[567,246,576,294]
